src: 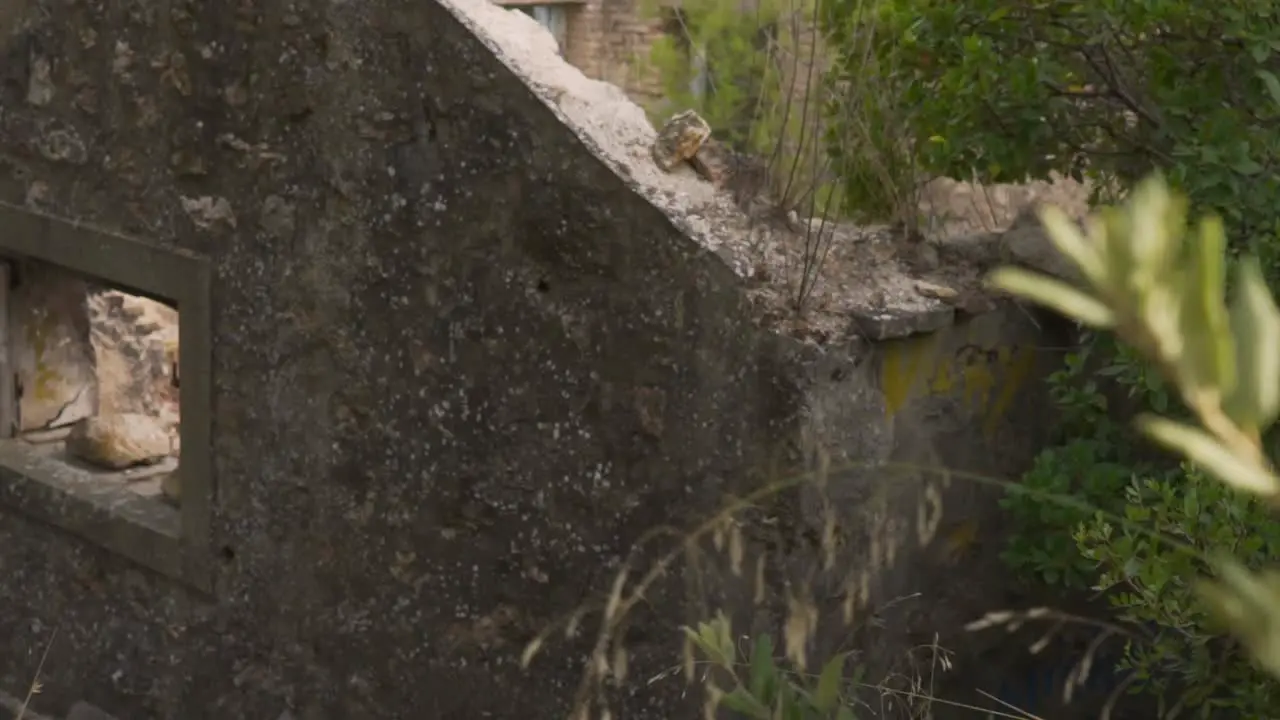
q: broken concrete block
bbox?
[89,290,180,425]
[65,412,173,470]
[0,0,1073,717]
[651,109,711,171]
[689,137,732,184]
[849,305,956,341]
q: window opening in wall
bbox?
[0,259,181,504]
[518,5,569,55]
[0,204,212,592]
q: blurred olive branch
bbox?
[988,174,1280,679]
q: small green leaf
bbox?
[714,615,735,665]
[1258,69,1280,109]
[1125,177,1184,283]
[814,652,848,712]
[1097,202,1134,288]
[719,687,773,719]
[1225,258,1280,432]
[681,618,732,668]
[1234,158,1264,176]
[1196,558,1280,678]
[1181,214,1234,397]
[748,635,775,699]
[1038,204,1108,286]
[1137,416,1279,496]
[987,268,1115,328]
[775,679,795,718]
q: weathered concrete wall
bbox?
[730,308,1064,697]
[0,0,1069,718]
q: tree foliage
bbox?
[854,0,1280,255]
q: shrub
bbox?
[1003,325,1280,711]
[818,1,923,230]
[641,0,835,211]
[991,177,1280,708]
[683,615,863,720]
[1077,462,1280,713]
[856,0,1280,709]
[862,0,1280,255]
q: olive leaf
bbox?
[1225,259,1280,435]
[987,268,1115,328]
[1197,558,1280,678]
[1137,416,1278,496]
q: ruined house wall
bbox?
[0,1,1068,718]
[0,2,796,717]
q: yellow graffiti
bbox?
[881,333,941,419]
[880,331,1037,435]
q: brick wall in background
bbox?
[493,0,670,107]
[491,0,826,144]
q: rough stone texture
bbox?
[918,173,1093,241]
[64,701,118,720]
[999,206,1084,281]
[651,110,710,171]
[0,1,1069,719]
[65,413,173,470]
[89,290,180,427]
[9,260,97,434]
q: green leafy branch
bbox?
[683,614,861,720]
[988,175,1280,678]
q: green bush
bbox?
[1076,462,1280,714]
[991,177,1280,713]
[843,0,1280,709]
[818,2,923,229]
[853,0,1280,255]
[1001,332,1170,590]
[999,265,1280,713]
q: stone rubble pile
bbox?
[8,262,180,502]
[457,0,1092,344]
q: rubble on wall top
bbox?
[439,0,1089,344]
